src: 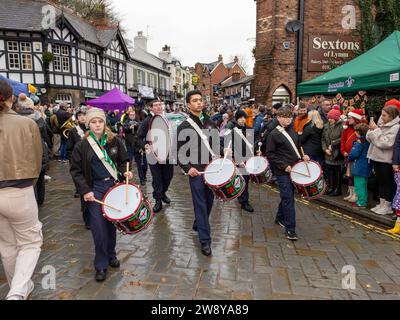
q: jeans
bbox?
[60,140,68,161]
[276,175,296,233]
[238,175,250,205]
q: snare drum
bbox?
[245,156,272,184]
[101,183,153,234]
[290,161,326,199]
[148,115,173,162]
[203,158,245,201]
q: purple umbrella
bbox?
[87,87,135,112]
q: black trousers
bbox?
[325,164,342,192]
[149,163,174,200]
[374,161,396,202]
[34,169,46,205]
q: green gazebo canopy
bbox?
[297,31,400,96]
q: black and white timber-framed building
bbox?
[0,0,130,106]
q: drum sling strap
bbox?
[76,125,85,138]
[187,117,216,158]
[232,127,254,153]
[87,136,119,181]
[276,125,302,160]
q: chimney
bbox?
[159,45,172,62]
[232,71,240,82]
[134,31,148,52]
[218,54,223,62]
[234,56,239,64]
[91,4,112,29]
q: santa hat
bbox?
[348,109,364,122]
[385,99,400,111]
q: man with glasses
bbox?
[266,106,310,241]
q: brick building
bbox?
[253,0,360,105]
[194,55,247,104]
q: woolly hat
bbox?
[385,99,400,111]
[235,109,248,121]
[348,109,364,122]
[18,93,34,109]
[86,107,106,127]
[272,103,283,110]
[327,109,341,121]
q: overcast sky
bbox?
[112,0,256,73]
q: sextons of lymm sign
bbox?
[308,35,360,72]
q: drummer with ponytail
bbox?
[70,107,132,282]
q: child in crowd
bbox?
[347,123,372,208]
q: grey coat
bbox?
[322,120,344,165]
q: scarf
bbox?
[89,131,118,173]
[294,115,309,133]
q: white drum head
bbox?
[148,115,172,162]
[290,161,321,185]
[245,156,269,175]
[103,184,142,221]
[204,158,235,186]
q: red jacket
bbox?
[341,126,357,156]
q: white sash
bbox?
[87,136,119,181]
[186,117,216,157]
[233,127,254,153]
[76,125,85,138]
[276,125,301,159]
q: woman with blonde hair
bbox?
[70,107,133,282]
[299,110,324,165]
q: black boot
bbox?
[95,270,107,282]
[153,199,163,213]
[161,193,171,204]
[241,202,254,213]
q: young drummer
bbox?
[70,107,133,282]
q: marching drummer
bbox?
[223,109,256,212]
[70,107,133,282]
[265,106,310,241]
[137,99,174,213]
[177,90,227,256]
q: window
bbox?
[160,77,166,90]
[111,61,118,82]
[22,53,32,70]
[137,70,144,85]
[55,94,72,103]
[148,73,156,88]
[20,42,31,52]
[86,52,96,78]
[52,44,70,73]
[8,53,20,70]
[7,41,18,52]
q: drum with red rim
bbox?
[290,160,326,199]
[101,183,153,234]
[203,158,245,201]
[245,156,272,184]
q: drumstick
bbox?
[184,170,220,176]
[220,140,232,170]
[93,199,121,212]
[300,146,310,177]
[291,170,310,178]
[125,162,129,205]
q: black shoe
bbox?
[109,258,120,268]
[95,270,107,282]
[74,192,80,198]
[192,223,198,232]
[153,200,163,213]
[201,244,212,256]
[285,230,298,241]
[161,194,171,204]
[241,202,254,213]
[275,217,285,228]
[329,189,342,197]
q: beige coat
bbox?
[0,109,42,181]
[367,116,400,164]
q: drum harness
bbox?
[187,117,216,158]
[276,125,302,160]
[76,125,85,138]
